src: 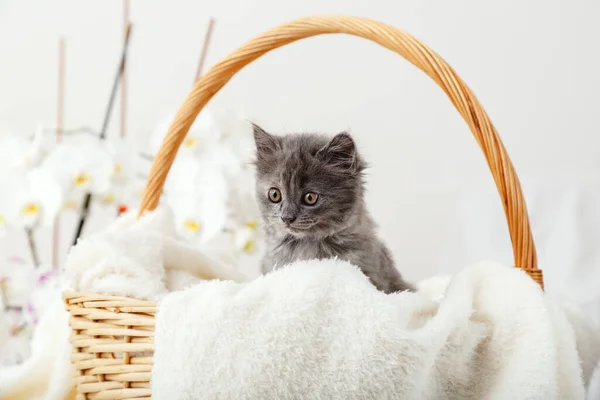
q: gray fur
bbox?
[252,124,413,294]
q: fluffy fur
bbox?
[252,124,412,293]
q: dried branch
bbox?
[194,18,216,83]
[25,228,41,268]
[72,24,133,246]
[121,0,130,138]
[53,37,65,270]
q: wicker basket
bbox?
[64,15,542,400]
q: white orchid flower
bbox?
[0,125,46,178]
[95,138,141,210]
[165,159,229,245]
[121,178,147,214]
[98,180,145,212]
[149,107,264,260]
[43,135,114,210]
[171,196,229,246]
[0,256,37,308]
[183,109,223,156]
[162,155,200,195]
[216,110,254,159]
[231,223,260,254]
[95,176,146,217]
[149,117,171,156]
[149,107,223,158]
[1,168,64,229]
[24,264,61,326]
[106,138,135,185]
[206,109,254,182]
[0,259,60,366]
[226,176,262,257]
[228,166,260,223]
[150,107,253,185]
[0,193,9,237]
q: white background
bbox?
[1,0,599,327]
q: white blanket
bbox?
[0,207,247,400]
[65,207,248,300]
[0,296,75,400]
[2,207,597,399]
[153,259,600,399]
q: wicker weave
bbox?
[64,15,541,399]
[65,292,157,400]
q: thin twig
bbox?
[25,228,41,268]
[139,151,154,161]
[194,18,216,84]
[53,37,65,270]
[57,38,65,143]
[121,0,130,138]
[72,195,92,246]
[72,24,133,246]
[100,23,132,141]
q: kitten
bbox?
[252,124,413,294]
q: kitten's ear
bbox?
[252,123,280,155]
[317,132,357,170]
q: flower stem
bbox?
[25,228,41,268]
[72,193,92,246]
[71,24,133,246]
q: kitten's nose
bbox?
[281,215,296,224]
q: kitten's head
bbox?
[252,124,366,238]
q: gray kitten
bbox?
[252,124,413,294]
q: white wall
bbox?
[1,0,599,316]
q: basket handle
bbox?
[139,15,542,288]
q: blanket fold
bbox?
[64,207,248,300]
[153,259,600,400]
[3,207,598,400]
[0,207,247,400]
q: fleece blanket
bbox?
[0,207,247,400]
[2,207,598,399]
[65,207,248,300]
[153,259,600,400]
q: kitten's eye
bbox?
[303,192,319,205]
[268,188,282,203]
